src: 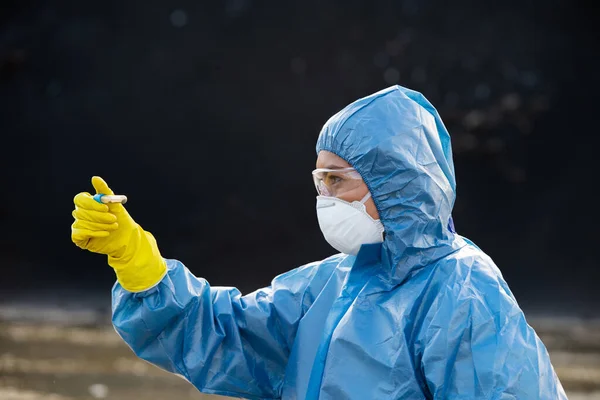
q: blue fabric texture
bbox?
[112,85,566,399]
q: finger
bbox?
[74,192,109,212]
[92,176,115,196]
[73,218,119,232]
[74,238,89,250]
[71,229,90,249]
[71,227,110,241]
[72,208,117,224]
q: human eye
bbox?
[331,175,343,184]
[326,173,344,186]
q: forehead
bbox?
[316,150,351,169]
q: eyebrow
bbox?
[321,163,350,169]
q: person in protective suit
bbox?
[71,85,567,399]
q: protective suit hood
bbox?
[316,85,463,282]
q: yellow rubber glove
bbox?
[71,176,167,292]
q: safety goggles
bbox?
[312,167,363,197]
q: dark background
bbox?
[1,0,598,314]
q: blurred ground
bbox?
[1,304,600,399]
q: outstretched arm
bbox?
[112,259,317,400]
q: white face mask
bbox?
[316,192,385,255]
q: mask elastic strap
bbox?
[359,192,371,204]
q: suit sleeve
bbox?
[112,258,317,400]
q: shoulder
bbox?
[425,243,522,327]
[271,253,353,291]
[268,253,353,313]
[435,243,510,294]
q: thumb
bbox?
[91,176,126,213]
[92,176,115,196]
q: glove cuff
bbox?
[108,229,168,292]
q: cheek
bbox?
[366,199,380,220]
[337,186,368,203]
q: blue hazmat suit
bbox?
[112,85,567,399]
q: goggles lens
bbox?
[312,167,363,197]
